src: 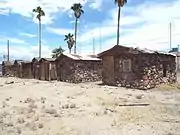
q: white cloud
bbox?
[46,27,74,35]
[0,8,9,15]
[1,0,102,25]
[77,0,180,54]
[19,32,37,38]
[89,0,102,10]
[0,44,52,61]
[69,20,80,24]
[0,36,26,44]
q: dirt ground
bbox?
[0,77,180,135]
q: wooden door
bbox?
[103,56,115,85]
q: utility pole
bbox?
[177,44,180,72]
[99,24,102,53]
[92,33,95,55]
[7,40,9,61]
[93,35,95,55]
[169,22,172,51]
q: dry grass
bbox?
[157,83,180,91]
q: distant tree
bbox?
[71,3,84,54]
[64,33,75,53]
[51,46,65,58]
[33,6,45,58]
[114,0,127,45]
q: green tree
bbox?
[71,3,84,54]
[64,33,75,53]
[114,0,127,45]
[33,6,45,58]
[51,46,65,58]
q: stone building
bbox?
[55,52,102,83]
[39,58,57,81]
[98,45,176,90]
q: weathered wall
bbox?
[39,60,48,80]
[74,61,102,83]
[56,56,75,82]
[2,65,13,76]
[103,53,176,90]
[102,56,115,85]
[32,61,40,79]
[22,63,32,79]
[114,54,140,88]
[50,62,57,80]
[40,60,57,81]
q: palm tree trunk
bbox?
[39,19,41,58]
[69,49,71,54]
[117,6,121,46]
[74,18,78,54]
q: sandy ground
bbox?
[0,77,180,135]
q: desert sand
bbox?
[0,77,180,135]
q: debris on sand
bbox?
[5,81,14,85]
[38,123,44,129]
[44,108,57,115]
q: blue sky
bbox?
[0,0,180,61]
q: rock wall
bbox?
[113,53,176,90]
[74,61,102,83]
[56,56,102,83]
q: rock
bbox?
[28,104,38,109]
[45,108,57,114]
[17,117,25,124]
[5,81,14,84]
[38,123,44,129]
[69,104,76,108]
[54,114,61,117]
[17,127,22,134]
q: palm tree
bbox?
[64,33,75,53]
[71,3,84,54]
[51,46,65,58]
[114,0,127,45]
[33,6,45,58]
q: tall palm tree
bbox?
[64,33,75,53]
[33,6,45,58]
[51,46,64,58]
[71,3,84,54]
[114,0,127,45]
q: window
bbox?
[122,59,131,72]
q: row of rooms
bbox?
[2,53,102,83]
[2,45,177,90]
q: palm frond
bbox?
[80,9,84,14]
[114,0,127,7]
[40,10,45,16]
[33,8,37,12]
